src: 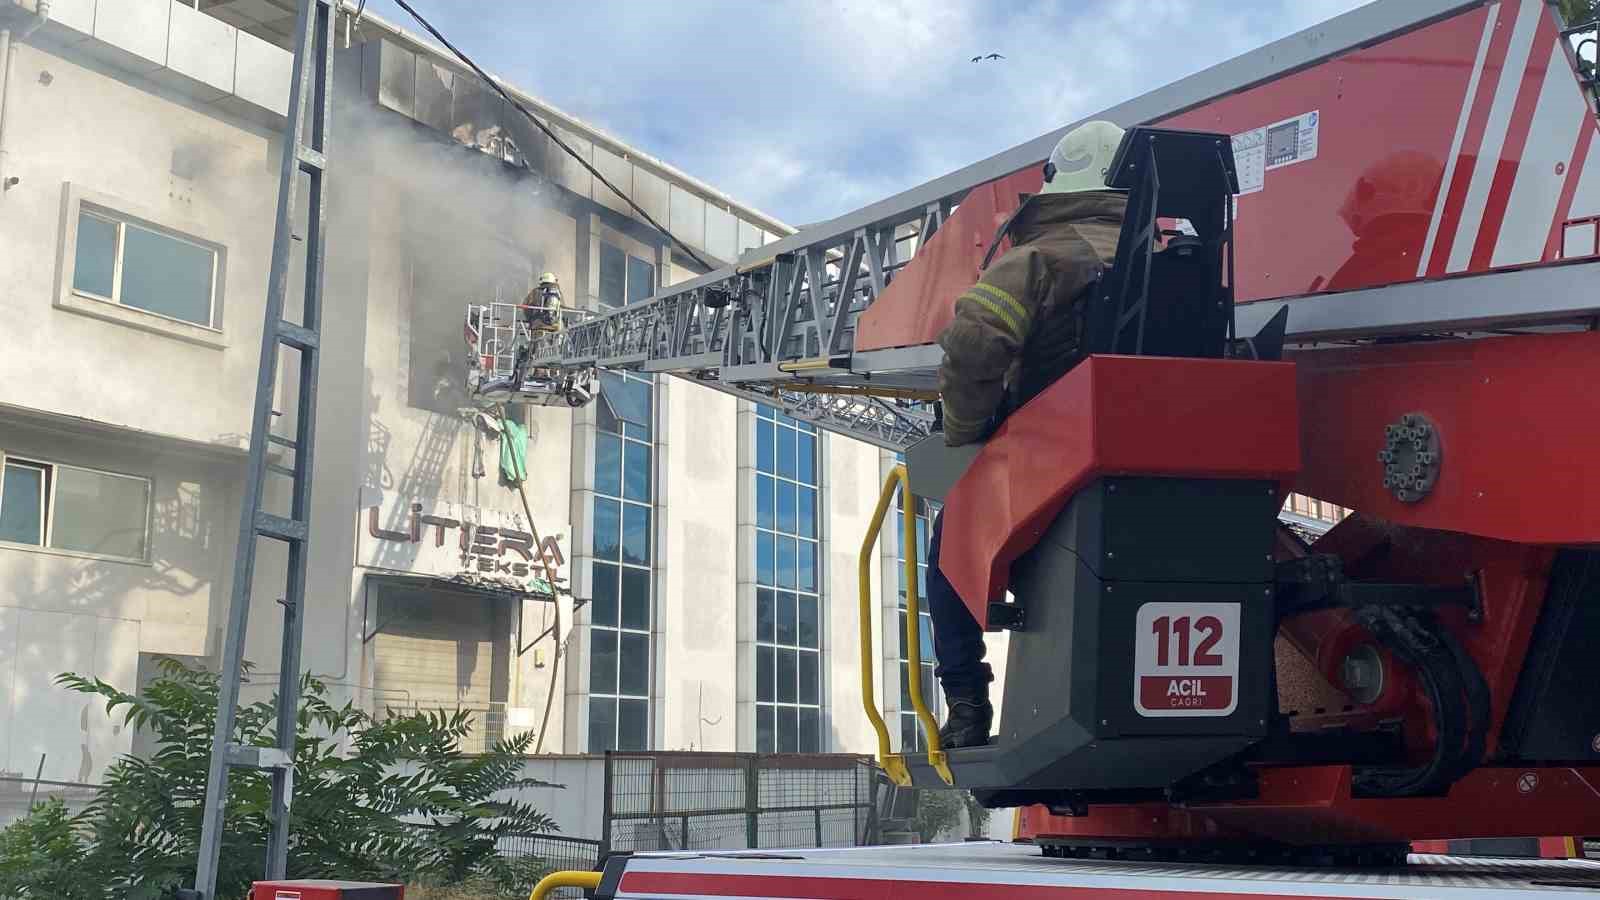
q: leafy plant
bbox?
[961,793,992,839]
[0,798,97,900]
[911,789,964,843]
[0,658,559,900]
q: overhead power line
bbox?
[388,0,715,272]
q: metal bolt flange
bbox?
[1378,412,1441,503]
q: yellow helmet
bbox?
[538,272,559,286]
[1040,120,1126,195]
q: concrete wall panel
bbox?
[704,204,737,264]
[166,2,237,97]
[632,166,670,228]
[552,127,593,198]
[668,186,706,252]
[737,219,765,255]
[0,608,16,776]
[659,379,738,751]
[374,39,417,119]
[0,41,279,443]
[233,28,291,117]
[592,145,633,217]
[413,58,454,133]
[823,439,883,754]
[9,610,96,782]
[92,0,170,73]
[45,0,97,38]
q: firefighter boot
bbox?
[938,692,992,749]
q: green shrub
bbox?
[0,659,557,900]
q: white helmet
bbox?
[1040,120,1126,195]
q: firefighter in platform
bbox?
[524,272,565,333]
[926,120,1130,748]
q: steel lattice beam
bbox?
[525,0,1484,451]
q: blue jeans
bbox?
[926,509,992,700]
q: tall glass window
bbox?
[589,371,654,751]
[895,454,939,753]
[598,240,656,309]
[753,405,822,752]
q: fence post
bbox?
[814,807,824,847]
[600,751,614,859]
[27,754,45,810]
[654,760,668,850]
[744,754,760,850]
[865,762,882,845]
[852,759,861,845]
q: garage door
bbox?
[371,584,512,751]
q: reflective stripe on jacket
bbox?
[936,190,1127,446]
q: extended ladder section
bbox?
[518,0,1600,453]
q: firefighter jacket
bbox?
[935,189,1128,446]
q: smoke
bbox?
[331,84,570,414]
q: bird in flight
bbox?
[972,53,1006,62]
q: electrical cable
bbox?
[499,407,564,754]
[388,0,714,272]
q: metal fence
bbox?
[601,752,882,855]
[373,702,507,755]
[497,831,603,872]
[0,775,99,829]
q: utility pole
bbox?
[182,1,335,896]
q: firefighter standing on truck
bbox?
[925,120,1130,749]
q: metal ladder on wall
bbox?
[182,1,334,897]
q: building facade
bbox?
[0,0,1018,790]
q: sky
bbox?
[358,0,1373,228]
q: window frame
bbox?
[73,208,221,330]
[596,237,657,310]
[588,371,655,752]
[753,404,825,754]
[0,452,153,565]
[56,182,229,349]
[894,471,940,755]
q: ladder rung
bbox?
[225,743,291,770]
[266,463,297,478]
[255,511,307,543]
[276,320,319,350]
[267,434,297,449]
[297,146,326,173]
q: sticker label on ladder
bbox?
[1230,109,1320,197]
[1133,602,1241,717]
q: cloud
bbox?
[361,0,1372,226]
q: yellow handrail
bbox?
[529,870,602,900]
[860,466,909,786]
[896,466,953,786]
[859,464,953,787]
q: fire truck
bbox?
[509,0,1600,893]
[222,0,1600,895]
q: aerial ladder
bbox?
[518,0,1600,893]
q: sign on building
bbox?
[357,498,565,595]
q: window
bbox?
[589,372,654,751]
[754,404,822,753]
[1285,492,1350,526]
[597,240,656,309]
[0,456,151,561]
[895,457,938,754]
[72,208,219,328]
[626,255,656,305]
